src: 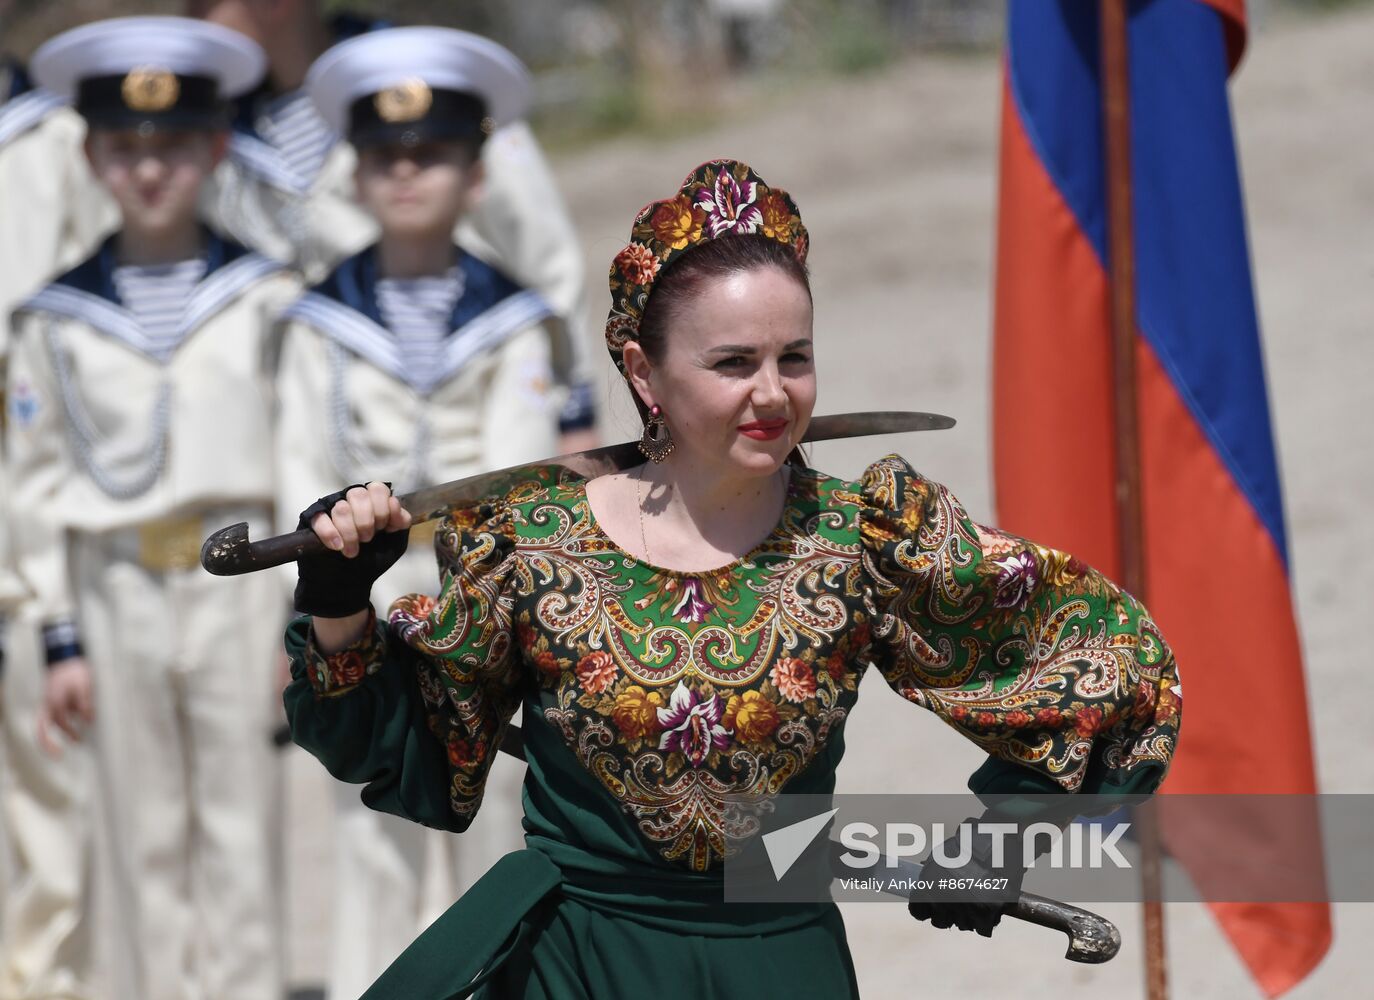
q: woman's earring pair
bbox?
[638,404,675,463]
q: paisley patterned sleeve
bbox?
[283,497,524,832]
[387,497,526,828]
[857,455,1181,795]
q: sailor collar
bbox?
[283,243,552,395]
[20,229,286,364]
[227,124,331,195]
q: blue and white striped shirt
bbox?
[111,258,207,354]
[376,268,465,385]
[255,90,336,186]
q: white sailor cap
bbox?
[30,16,264,130]
[306,27,531,148]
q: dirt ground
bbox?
[286,5,1374,995]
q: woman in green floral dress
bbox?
[284,160,1182,999]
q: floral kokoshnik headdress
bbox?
[604,159,809,376]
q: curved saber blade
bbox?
[200,410,956,576]
[805,410,955,438]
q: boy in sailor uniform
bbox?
[273,27,563,997]
[187,0,600,449]
[0,57,118,1000]
[6,18,300,999]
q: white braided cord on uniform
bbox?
[43,316,171,500]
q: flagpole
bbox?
[1099,2,1169,999]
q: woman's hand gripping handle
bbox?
[296,482,411,652]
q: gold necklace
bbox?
[636,463,651,564]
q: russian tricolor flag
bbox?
[992,1,1330,995]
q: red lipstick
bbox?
[738,418,789,441]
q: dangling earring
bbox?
[638,404,675,463]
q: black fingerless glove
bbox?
[907,812,1029,938]
[294,485,409,618]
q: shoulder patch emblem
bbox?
[7,379,41,429]
[518,356,554,410]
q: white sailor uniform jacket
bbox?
[273,244,560,536]
[4,231,300,662]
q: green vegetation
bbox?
[815,5,897,75]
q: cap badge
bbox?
[121,67,180,113]
[374,78,432,123]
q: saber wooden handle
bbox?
[201,521,326,577]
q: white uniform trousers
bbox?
[0,613,94,1000]
[327,540,527,1000]
[71,510,284,1000]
